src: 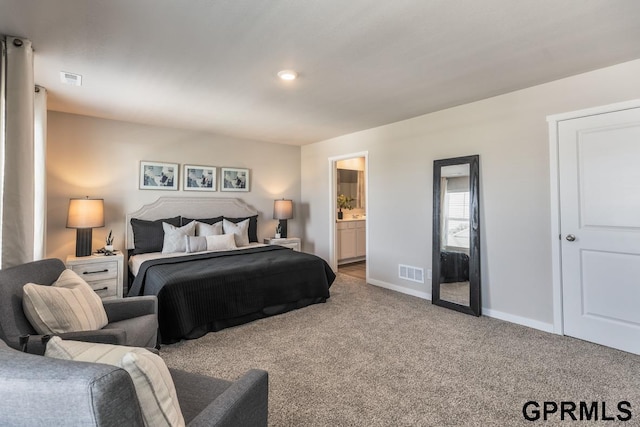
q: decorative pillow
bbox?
[131,216,181,255]
[162,221,196,253]
[223,218,250,247]
[45,337,185,427]
[206,233,237,251]
[22,269,108,335]
[185,235,207,253]
[195,221,223,237]
[224,215,258,242]
[182,216,223,226]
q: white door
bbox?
[558,106,640,355]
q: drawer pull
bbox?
[94,287,109,292]
[83,269,108,275]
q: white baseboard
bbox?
[366,277,554,334]
[367,278,431,300]
[481,308,555,333]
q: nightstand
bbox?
[263,237,301,252]
[66,253,124,300]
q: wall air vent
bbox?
[60,71,82,86]
[399,264,424,283]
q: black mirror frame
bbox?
[432,154,481,316]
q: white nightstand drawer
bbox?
[264,237,301,252]
[70,261,118,282]
[278,242,299,250]
[66,253,124,300]
[89,279,118,299]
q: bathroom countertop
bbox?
[336,217,366,222]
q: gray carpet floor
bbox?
[161,273,640,426]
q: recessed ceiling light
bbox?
[277,70,298,81]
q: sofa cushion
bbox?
[22,269,108,335]
[46,337,185,427]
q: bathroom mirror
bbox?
[337,168,366,209]
[432,155,481,316]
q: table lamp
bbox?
[273,199,293,238]
[66,197,105,257]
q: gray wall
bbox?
[301,59,640,331]
[46,112,301,260]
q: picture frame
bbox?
[139,161,179,190]
[221,167,250,192]
[183,165,217,192]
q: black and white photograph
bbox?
[139,161,178,190]
[184,165,216,191]
[221,167,249,192]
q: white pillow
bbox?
[185,235,207,253]
[222,218,250,247]
[46,337,185,427]
[162,221,196,253]
[206,233,237,251]
[22,269,108,335]
[195,221,223,237]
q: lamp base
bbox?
[76,228,93,257]
[278,219,288,239]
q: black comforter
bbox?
[128,245,335,343]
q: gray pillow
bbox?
[131,216,181,254]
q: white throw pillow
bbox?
[22,269,108,335]
[45,337,185,427]
[185,235,208,253]
[206,233,237,251]
[195,221,223,237]
[222,218,250,247]
[162,221,196,253]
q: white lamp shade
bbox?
[273,199,293,220]
[66,198,105,229]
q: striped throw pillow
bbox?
[22,269,108,334]
[45,337,185,427]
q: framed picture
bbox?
[183,165,217,192]
[221,167,250,192]
[139,161,179,190]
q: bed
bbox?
[126,197,335,344]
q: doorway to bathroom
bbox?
[329,152,368,280]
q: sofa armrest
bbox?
[187,369,268,427]
[15,329,126,355]
[103,296,157,323]
[0,343,145,427]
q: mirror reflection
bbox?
[439,164,470,306]
[337,169,365,209]
[432,155,481,316]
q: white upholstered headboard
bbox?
[126,197,258,250]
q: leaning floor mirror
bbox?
[432,155,481,316]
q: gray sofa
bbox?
[0,338,269,426]
[0,258,158,354]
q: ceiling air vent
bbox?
[60,71,82,86]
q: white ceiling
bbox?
[2,0,640,146]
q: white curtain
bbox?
[34,85,47,260]
[0,36,45,268]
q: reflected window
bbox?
[442,181,470,250]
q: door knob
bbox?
[566,234,576,242]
